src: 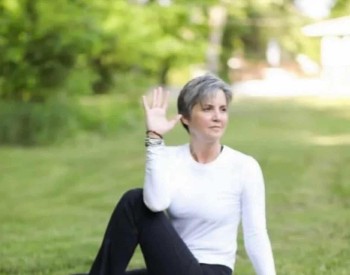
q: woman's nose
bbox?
[212,109,220,121]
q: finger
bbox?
[161,89,169,110]
[151,88,157,108]
[155,87,162,107]
[142,95,149,111]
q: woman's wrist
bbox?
[145,137,164,147]
[145,130,164,147]
[146,130,163,139]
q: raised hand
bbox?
[142,87,182,136]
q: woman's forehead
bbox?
[198,89,227,104]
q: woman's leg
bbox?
[89,188,203,275]
[125,269,147,275]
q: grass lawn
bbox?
[1,96,350,275]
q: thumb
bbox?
[170,114,182,127]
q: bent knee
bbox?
[120,188,143,204]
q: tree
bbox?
[98,1,208,86]
[219,0,310,77]
[0,0,100,102]
[0,0,106,145]
[331,0,350,17]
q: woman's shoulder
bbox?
[222,146,262,178]
[164,143,188,155]
[222,145,259,165]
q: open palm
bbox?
[142,87,182,136]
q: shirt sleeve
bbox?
[241,157,276,275]
[143,145,172,212]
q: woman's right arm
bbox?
[143,144,170,212]
[142,87,181,212]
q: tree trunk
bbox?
[206,5,227,75]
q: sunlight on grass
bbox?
[294,97,350,120]
[294,97,350,108]
[308,134,350,146]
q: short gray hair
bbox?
[177,74,232,132]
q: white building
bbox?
[302,16,350,94]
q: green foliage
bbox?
[77,93,143,135]
[0,93,143,146]
[0,0,98,102]
[0,0,320,145]
[331,0,350,17]
[97,2,208,85]
[0,0,98,145]
[0,0,210,98]
[0,98,78,145]
[0,0,313,98]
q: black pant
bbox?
[89,188,232,275]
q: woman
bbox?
[85,74,276,275]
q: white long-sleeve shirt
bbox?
[143,143,276,275]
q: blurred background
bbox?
[1,0,349,274]
[0,0,349,145]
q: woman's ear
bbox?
[181,116,189,126]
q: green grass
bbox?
[1,96,350,275]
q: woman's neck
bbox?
[189,141,222,164]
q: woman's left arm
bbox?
[241,157,276,275]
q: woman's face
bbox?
[182,90,228,143]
